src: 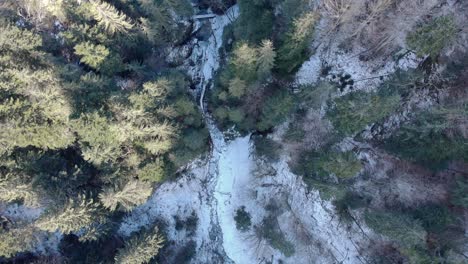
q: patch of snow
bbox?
[1,203,63,255]
[214,136,259,263]
[296,45,420,92]
[1,203,43,222]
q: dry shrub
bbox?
[322,0,356,30]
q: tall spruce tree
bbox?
[114,226,164,264]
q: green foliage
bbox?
[74,42,110,69]
[234,0,274,44]
[234,206,252,232]
[0,181,40,207]
[88,0,134,35]
[228,108,245,124]
[253,136,281,161]
[0,24,42,64]
[257,40,276,79]
[74,42,123,75]
[0,2,207,262]
[114,226,164,264]
[383,103,467,170]
[37,198,102,234]
[291,150,361,180]
[319,151,362,179]
[407,16,457,58]
[256,215,295,257]
[327,90,400,136]
[411,204,455,233]
[451,176,468,208]
[72,112,121,166]
[138,160,166,183]
[296,82,335,109]
[181,129,210,151]
[137,0,193,45]
[0,227,34,258]
[276,12,318,74]
[99,180,153,212]
[365,211,427,248]
[256,90,294,131]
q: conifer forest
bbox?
[0,0,467,263]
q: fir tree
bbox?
[138,160,166,183]
[232,43,258,81]
[74,42,123,75]
[72,112,122,166]
[257,39,276,78]
[228,77,247,98]
[89,0,134,35]
[114,226,164,264]
[99,180,153,212]
[0,227,35,258]
[365,211,427,248]
[0,181,40,207]
[36,198,102,234]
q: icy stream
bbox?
[120,5,369,263]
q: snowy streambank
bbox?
[214,136,258,263]
[119,6,241,263]
[0,203,62,255]
[295,18,421,92]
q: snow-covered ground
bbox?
[118,4,375,263]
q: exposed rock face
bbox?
[165,42,194,67]
[196,0,237,15]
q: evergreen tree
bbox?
[99,180,153,212]
[72,112,122,166]
[114,226,164,264]
[88,0,134,35]
[74,42,110,70]
[291,12,318,45]
[74,42,123,75]
[407,16,457,58]
[365,211,427,248]
[232,43,258,81]
[451,176,468,208]
[36,198,102,234]
[257,39,276,78]
[0,181,40,207]
[138,160,166,183]
[257,91,294,131]
[277,11,318,74]
[0,227,35,258]
[228,77,247,98]
[0,24,42,65]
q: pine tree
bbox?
[228,77,247,98]
[114,226,164,264]
[138,160,166,183]
[143,78,171,98]
[257,39,276,78]
[88,0,134,35]
[72,112,122,166]
[451,176,468,208]
[365,211,427,248]
[0,227,35,258]
[291,12,319,45]
[0,181,40,207]
[277,11,318,74]
[99,180,153,212]
[232,43,258,81]
[36,198,101,234]
[0,24,42,63]
[74,42,109,70]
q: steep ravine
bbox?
[121,5,368,264]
